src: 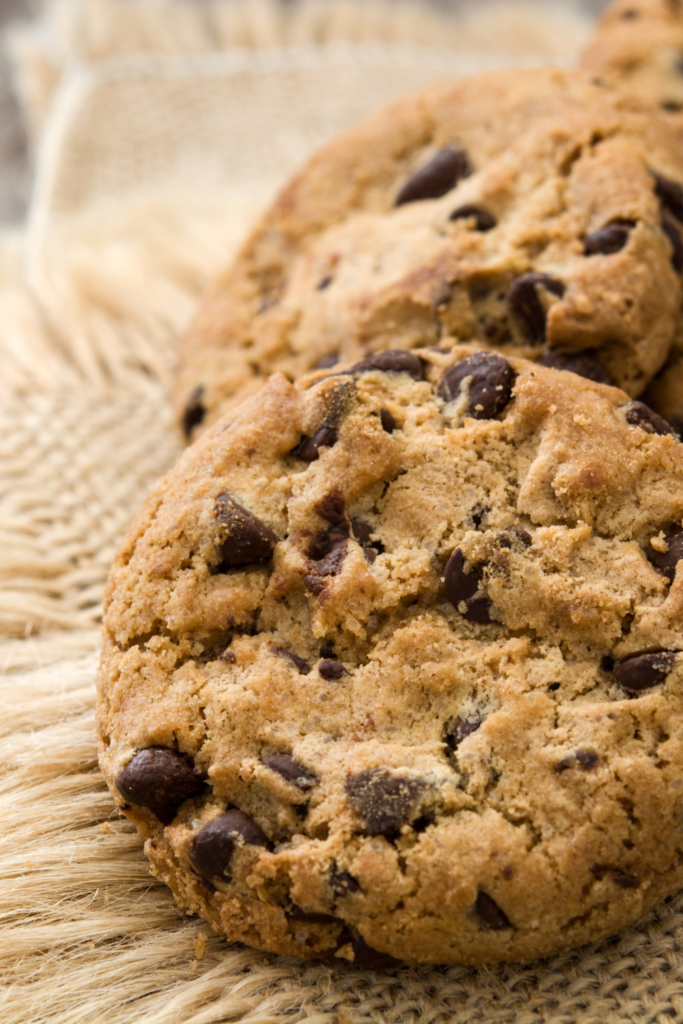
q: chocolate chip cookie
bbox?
[101,344,683,964]
[173,67,683,440]
[582,0,683,114]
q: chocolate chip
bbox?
[269,645,311,675]
[615,650,677,692]
[591,865,638,888]
[263,754,318,790]
[307,525,349,577]
[116,748,205,825]
[190,809,268,881]
[623,401,678,438]
[662,210,683,272]
[395,146,471,206]
[317,276,333,291]
[439,352,515,420]
[291,424,338,461]
[214,493,279,569]
[319,659,348,681]
[444,548,492,624]
[444,715,484,752]
[330,864,361,897]
[380,409,397,433]
[497,528,532,549]
[539,349,613,386]
[316,489,346,525]
[347,350,424,381]
[351,520,373,544]
[349,519,384,563]
[350,932,403,969]
[621,7,638,17]
[662,100,683,112]
[576,750,599,770]
[182,385,206,439]
[647,532,683,581]
[345,768,429,836]
[315,352,340,369]
[584,220,634,256]
[303,575,326,595]
[474,890,511,929]
[449,204,497,231]
[319,640,335,658]
[653,172,683,222]
[506,272,565,345]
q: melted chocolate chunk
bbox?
[345,768,429,836]
[647,532,683,581]
[662,211,683,272]
[449,204,497,231]
[584,220,634,256]
[506,272,565,345]
[319,659,348,681]
[615,650,677,692]
[380,409,397,433]
[316,489,346,525]
[116,747,205,825]
[214,493,278,569]
[190,809,267,881]
[269,645,311,675]
[539,349,613,386]
[444,714,484,752]
[330,864,361,897]
[263,754,318,790]
[623,401,678,438]
[444,548,492,623]
[183,385,206,439]
[438,352,515,420]
[319,639,335,658]
[307,524,349,576]
[474,890,511,929]
[347,350,424,381]
[395,146,471,206]
[653,172,683,222]
[291,424,338,462]
[350,933,403,969]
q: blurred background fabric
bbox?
[11,4,683,1024]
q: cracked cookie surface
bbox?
[101,344,683,965]
[173,67,683,440]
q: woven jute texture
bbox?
[10,2,683,1021]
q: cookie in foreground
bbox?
[174,66,683,440]
[100,344,683,965]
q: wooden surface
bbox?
[0,0,608,226]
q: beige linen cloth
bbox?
[6,2,683,1021]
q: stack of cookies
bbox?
[97,1,683,966]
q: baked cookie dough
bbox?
[582,0,683,114]
[101,343,683,965]
[173,67,683,440]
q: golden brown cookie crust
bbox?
[582,0,683,113]
[174,67,683,440]
[101,344,683,964]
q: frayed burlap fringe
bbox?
[4,632,683,1023]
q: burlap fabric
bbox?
[9,2,683,1021]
